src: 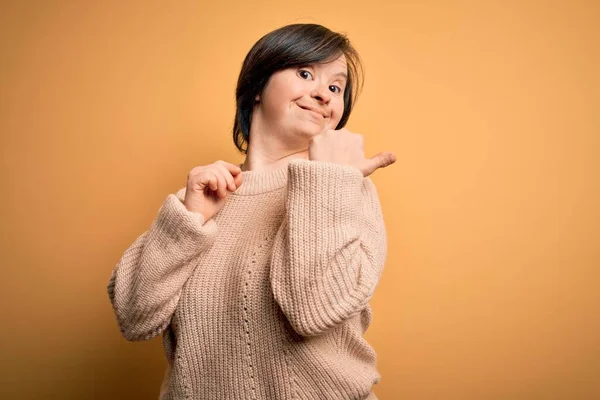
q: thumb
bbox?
[365,151,396,176]
[234,173,244,187]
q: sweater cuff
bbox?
[288,158,363,179]
[154,192,217,247]
[287,158,364,218]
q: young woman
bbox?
[108,23,396,399]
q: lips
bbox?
[298,104,328,118]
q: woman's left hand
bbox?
[308,128,396,177]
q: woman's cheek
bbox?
[331,109,343,128]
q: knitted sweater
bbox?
[107,158,388,400]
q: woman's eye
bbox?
[329,85,342,94]
[298,69,313,80]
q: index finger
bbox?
[216,160,242,175]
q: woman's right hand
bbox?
[183,160,243,222]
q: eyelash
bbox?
[298,69,343,94]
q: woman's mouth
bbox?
[297,104,327,119]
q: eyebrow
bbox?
[332,71,347,81]
[301,64,348,82]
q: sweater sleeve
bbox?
[107,187,218,341]
[269,159,388,337]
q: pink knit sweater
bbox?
[107,158,388,399]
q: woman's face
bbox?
[253,54,347,141]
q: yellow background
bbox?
[1,0,598,398]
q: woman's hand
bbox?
[183,160,243,222]
[308,128,396,177]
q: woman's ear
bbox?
[254,94,260,103]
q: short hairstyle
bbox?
[232,23,365,154]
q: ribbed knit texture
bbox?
[107,158,388,400]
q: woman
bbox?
[107,23,396,399]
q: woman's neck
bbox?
[241,148,309,173]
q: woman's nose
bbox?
[311,84,331,103]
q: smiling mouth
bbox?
[298,104,328,118]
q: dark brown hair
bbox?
[233,23,365,154]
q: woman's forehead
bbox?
[306,55,347,72]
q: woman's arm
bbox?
[107,188,218,341]
[270,159,388,337]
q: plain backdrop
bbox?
[1,0,598,399]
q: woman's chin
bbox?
[298,120,326,136]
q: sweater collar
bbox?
[232,163,289,195]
